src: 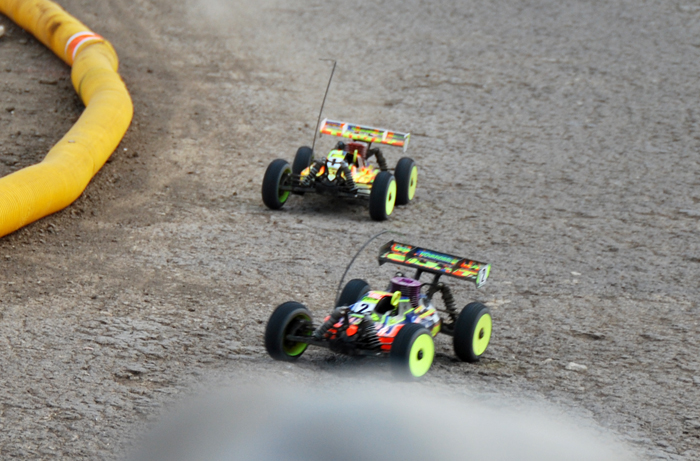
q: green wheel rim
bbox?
[278,168,291,204]
[472,313,492,356]
[408,332,434,378]
[385,178,397,216]
[407,166,418,200]
[279,189,290,204]
[283,314,309,356]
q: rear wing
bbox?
[319,119,410,152]
[378,241,491,288]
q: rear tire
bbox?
[262,159,292,210]
[390,323,435,379]
[453,302,492,362]
[292,147,314,195]
[265,302,312,361]
[395,157,417,205]
[337,279,370,308]
[369,171,397,221]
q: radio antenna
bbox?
[311,60,336,154]
[333,229,406,307]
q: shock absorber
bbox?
[427,282,458,335]
[427,283,457,314]
[340,163,356,191]
[359,316,381,350]
[368,148,388,171]
[440,284,457,314]
[313,308,343,339]
[302,159,324,186]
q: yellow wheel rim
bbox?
[472,313,492,356]
[407,166,418,200]
[408,332,434,378]
[385,178,397,216]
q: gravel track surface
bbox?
[1,0,699,459]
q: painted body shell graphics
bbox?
[320,291,442,351]
[324,150,345,181]
[300,150,379,186]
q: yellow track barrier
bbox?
[0,0,133,237]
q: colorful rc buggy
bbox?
[264,241,493,379]
[261,119,418,221]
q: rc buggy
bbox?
[261,119,418,221]
[264,241,493,379]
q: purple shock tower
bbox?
[389,276,422,307]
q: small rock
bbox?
[685,420,700,430]
[693,376,700,385]
[125,364,148,375]
[19,38,27,44]
[571,271,581,276]
[566,362,588,371]
[225,340,241,351]
[640,333,665,341]
[0,25,5,39]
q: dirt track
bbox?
[1,0,700,459]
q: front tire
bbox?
[453,302,492,362]
[265,302,313,361]
[369,171,397,221]
[262,159,292,210]
[337,279,370,308]
[390,323,435,379]
[292,147,314,195]
[292,146,314,174]
[395,157,417,205]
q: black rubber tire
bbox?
[453,302,492,362]
[369,171,397,221]
[264,301,313,362]
[292,146,314,175]
[390,323,435,379]
[292,147,314,196]
[262,159,292,210]
[336,279,370,308]
[394,157,417,205]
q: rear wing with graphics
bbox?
[319,119,410,152]
[378,241,491,288]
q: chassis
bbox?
[262,119,418,221]
[264,241,493,378]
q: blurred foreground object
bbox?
[129,380,636,461]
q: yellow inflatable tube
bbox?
[0,0,133,237]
